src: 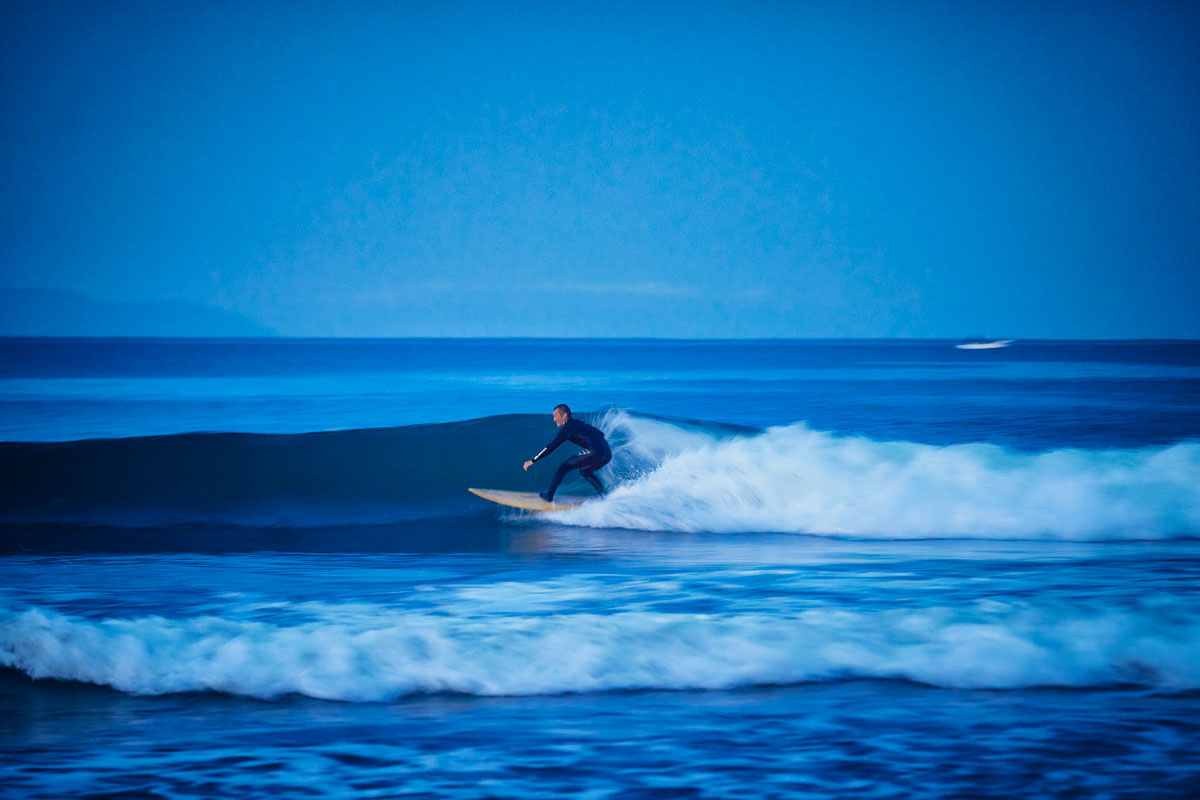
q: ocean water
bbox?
[1,337,1199,799]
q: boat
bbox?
[955,338,1015,350]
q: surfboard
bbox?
[468,488,587,511]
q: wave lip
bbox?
[3,601,1198,701]
[566,413,1200,540]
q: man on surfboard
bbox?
[523,404,611,502]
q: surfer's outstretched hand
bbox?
[523,460,533,471]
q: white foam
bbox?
[3,601,1197,701]
[580,412,1200,539]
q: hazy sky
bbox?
[2,0,1198,337]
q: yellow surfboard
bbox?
[468,488,587,511]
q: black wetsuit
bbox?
[530,418,612,500]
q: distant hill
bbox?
[0,289,277,337]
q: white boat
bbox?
[955,339,1015,350]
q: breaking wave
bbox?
[563,411,1200,539]
[2,409,1197,539]
[3,599,1197,700]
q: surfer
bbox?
[523,404,611,502]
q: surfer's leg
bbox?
[579,452,612,495]
[580,471,603,494]
[543,454,588,501]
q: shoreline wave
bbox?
[3,600,1197,701]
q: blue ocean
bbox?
[2,337,1199,799]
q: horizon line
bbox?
[1,335,1198,344]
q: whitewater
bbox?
[568,411,1200,539]
[5,575,1200,701]
[2,337,1199,799]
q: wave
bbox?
[3,600,1197,700]
[3,409,1198,539]
[0,415,555,527]
[569,411,1200,540]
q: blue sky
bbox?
[2,0,1198,338]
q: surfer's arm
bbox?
[529,428,569,464]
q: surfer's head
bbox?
[552,404,571,427]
